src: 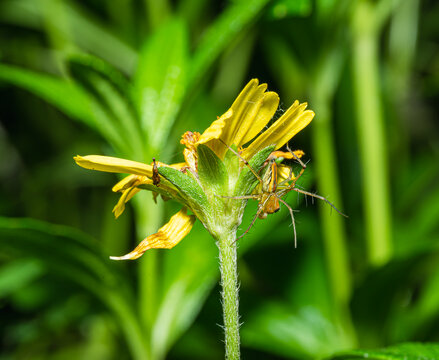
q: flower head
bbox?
[74,79,314,259]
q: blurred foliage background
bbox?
[1,0,439,359]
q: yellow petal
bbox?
[112,175,151,192]
[195,79,279,159]
[221,80,267,146]
[110,208,196,260]
[169,162,186,170]
[242,101,314,159]
[235,91,279,146]
[112,187,141,218]
[74,155,153,177]
[197,110,231,145]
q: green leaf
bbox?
[241,242,352,359]
[197,144,228,195]
[133,18,188,151]
[68,55,143,157]
[158,167,210,219]
[267,0,312,20]
[0,259,45,298]
[0,0,137,73]
[0,63,93,124]
[189,0,271,89]
[329,343,439,360]
[0,217,147,359]
[242,301,348,359]
[0,217,119,290]
[152,228,218,359]
[235,145,275,196]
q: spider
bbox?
[220,142,347,247]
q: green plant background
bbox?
[1,0,438,359]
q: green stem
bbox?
[217,230,240,360]
[311,96,351,306]
[133,192,164,359]
[352,1,392,266]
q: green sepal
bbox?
[197,144,229,195]
[158,166,210,216]
[223,144,240,181]
[235,145,275,196]
[137,181,184,204]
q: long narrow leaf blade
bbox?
[0,64,93,125]
[189,0,271,88]
[134,18,189,150]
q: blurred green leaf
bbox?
[0,217,119,291]
[0,64,93,124]
[152,227,218,359]
[68,55,143,158]
[388,262,439,342]
[267,0,311,20]
[241,243,352,359]
[0,258,45,298]
[133,19,188,151]
[329,343,439,360]
[0,217,147,359]
[242,302,346,359]
[0,0,137,73]
[189,0,271,89]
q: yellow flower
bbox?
[74,79,314,260]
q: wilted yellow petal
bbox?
[110,208,196,260]
[74,155,153,177]
[112,187,141,218]
[242,101,314,159]
[183,148,197,171]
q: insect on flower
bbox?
[74,79,323,259]
[219,141,347,247]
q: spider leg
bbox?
[277,144,307,191]
[292,188,348,217]
[278,197,297,248]
[236,194,272,242]
[278,166,295,187]
[219,138,264,183]
[237,204,264,241]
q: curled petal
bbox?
[110,208,196,260]
[113,187,141,218]
[112,175,151,192]
[74,155,153,177]
[242,101,314,160]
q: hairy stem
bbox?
[217,230,240,360]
